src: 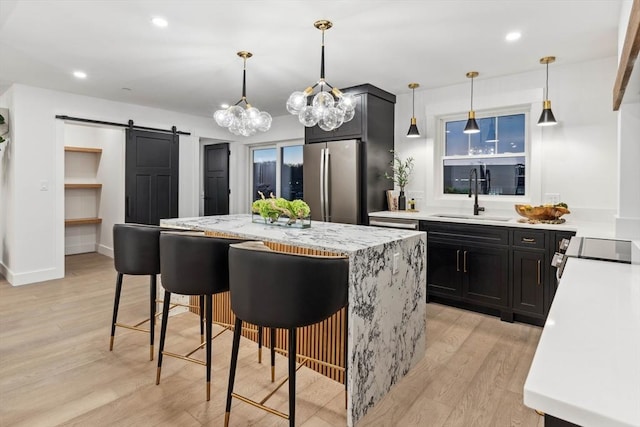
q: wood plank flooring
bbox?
[0,253,544,426]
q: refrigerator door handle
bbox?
[319,148,326,221]
[324,148,330,221]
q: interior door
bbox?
[125,129,179,225]
[203,143,229,216]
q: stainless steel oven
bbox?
[552,236,632,279]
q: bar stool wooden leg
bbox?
[156,290,172,385]
[110,273,123,351]
[149,275,157,361]
[288,328,296,427]
[225,317,243,427]
[270,327,276,382]
[258,326,263,363]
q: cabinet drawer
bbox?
[513,230,546,249]
[425,222,509,246]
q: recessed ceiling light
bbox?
[505,31,521,42]
[220,103,230,109]
[73,70,87,79]
[151,16,168,28]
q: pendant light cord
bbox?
[320,28,325,83]
[242,56,247,101]
[545,62,549,101]
[412,87,416,118]
[470,76,474,110]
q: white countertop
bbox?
[523,244,640,426]
[369,209,616,237]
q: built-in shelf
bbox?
[65,217,103,226]
[64,183,103,189]
[64,146,103,154]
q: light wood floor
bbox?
[0,253,544,427]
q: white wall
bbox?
[615,0,640,239]
[1,84,247,286]
[392,56,620,221]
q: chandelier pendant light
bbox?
[538,56,557,126]
[286,20,357,131]
[214,51,272,136]
[407,83,420,138]
[463,71,480,134]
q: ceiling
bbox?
[0,0,625,119]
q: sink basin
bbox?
[432,214,512,222]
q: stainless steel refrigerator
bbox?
[303,140,360,224]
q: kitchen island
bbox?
[161,214,426,426]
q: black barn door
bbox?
[125,129,179,225]
[203,143,230,216]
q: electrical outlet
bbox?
[393,253,399,274]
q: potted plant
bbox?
[384,150,414,210]
[0,113,6,145]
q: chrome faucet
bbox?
[469,168,485,216]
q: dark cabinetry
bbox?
[424,222,510,319]
[304,84,396,224]
[422,221,575,326]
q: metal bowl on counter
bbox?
[514,204,570,221]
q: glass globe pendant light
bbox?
[537,56,558,126]
[214,51,272,137]
[286,20,357,131]
[463,71,480,134]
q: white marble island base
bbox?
[161,214,427,426]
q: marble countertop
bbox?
[523,242,640,426]
[369,209,616,238]
[161,214,424,254]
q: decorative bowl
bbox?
[514,204,570,221]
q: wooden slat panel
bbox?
[65,183,103,189]
[191,231,348,383]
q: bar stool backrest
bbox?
[229,242,349,329]
[113,223,174,275]
[160,231,247,296]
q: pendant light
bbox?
[286,20,357,131]
[463,71,480,134]
[407,83,420,138]
[538,56,557,126]
[214,51,272,136]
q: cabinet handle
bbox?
[537,260,541,285]
[456,250,460,272]
[522,237,536,243]
[463,251,468,273]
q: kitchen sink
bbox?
[432,214,512,222]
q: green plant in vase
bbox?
[0,114,5,144]
[252,192,311,225]
[384,150,414,210]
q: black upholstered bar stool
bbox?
[224,241,349,427]
[110,223,192,361]
[156,231,247,401]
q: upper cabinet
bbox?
[304,83,395,144]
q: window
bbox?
[442,113,527,196]
[250,142,304,202]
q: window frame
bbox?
[248,139,304,206]
[436,105,531,201]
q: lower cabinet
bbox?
[422,220,574,326]
[512,249,545,317]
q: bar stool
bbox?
[110,223,192,361]
[156,231,247,401]
[224,241,349,427]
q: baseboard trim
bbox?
[97,244,113,259]
[2,265,63,287]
